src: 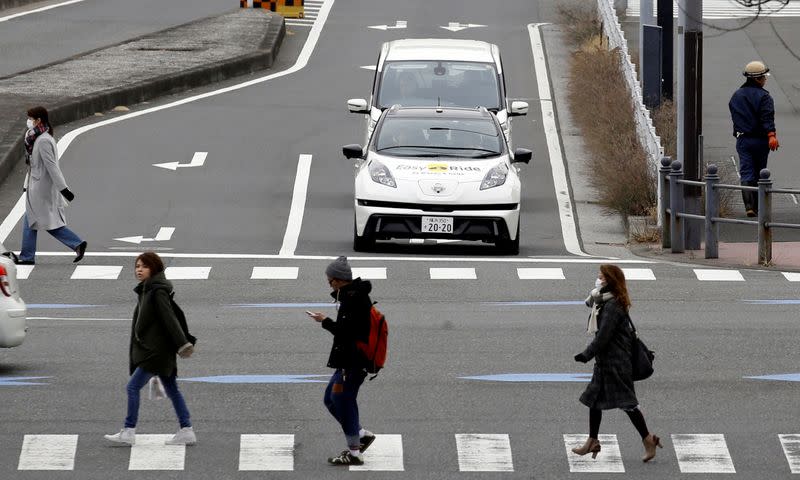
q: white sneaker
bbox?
[165,427,196,446]
[104,428,135,446]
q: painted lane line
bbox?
[743,300,800,305]
[460,373,591,382]
[26,304,105,309]
[0,0,85,22]
[350,434,404,471]
[482,300,584,306]
[671,434,735,473]
[115,227,175,244]
[516,267,564,279]
[564,434,624,472]
[238,434,294,471]
[18,435,78,470]
[153,151,207,171]
[128,434,185,470]
[182,375,327,384]
[15,264,33,279]
[0,0,336,246]
[351,267,387,280]
[782,272,800,282]
[368,20,407,30]
[27,317,127,321]
[528,24,588,257]
[70,265,123,280]
[0,376,51,386]
[165,267,210,280]
[251,267,299,279]
[455,434,513,472]
[279,154,313,257]
[779,434,800,473]
[745,373,800,382]
[693,269,745,282]
[429,267,476,280]
[621,268,656,280]
[226,302,332,308]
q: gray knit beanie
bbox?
[325,255,352,281]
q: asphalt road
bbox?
[0,0,239,76]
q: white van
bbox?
[348,38,528,146]
[0,243,26,348]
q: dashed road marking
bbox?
[18,435,78,470]
[516,267,565,279]
[238,434,294,471]
[350,434,404,471]
[128,435,185,471]
[455,434,513,472]
[564,434,625,473]
[251,267,299,279]
[70,265,123,280]
[693,269,745,282]
[429,268,477,280]
[165,267,211,280]
[672,433,735,473]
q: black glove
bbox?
[574,353,589,363]
[60,188,75,202]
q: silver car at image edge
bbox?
[0,243,26,348]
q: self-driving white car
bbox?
[0,243,26,348]
[343,106,531,254]
[347,38,528,146]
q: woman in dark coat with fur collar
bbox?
[572,264,662,462]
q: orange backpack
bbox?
[356,304,388,377]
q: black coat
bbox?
[579,297,639,410]
[321,278,372,369]
[129,272,188,377]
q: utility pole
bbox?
[639,0,655,74]
[678,0,703,249]
[657,0,673,100]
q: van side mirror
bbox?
[347,98,370,114]
[509,101,528,117]
[512,148,532,164]
[342,144,364,159]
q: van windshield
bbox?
[377,61,501,111]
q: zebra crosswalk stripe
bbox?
[779,434,800,474]
[128,434,185,470]
[564,434,625,473]
[456,433,514,472]
[71,265,123,280]
[251,266,299,279]
[672,433,736,473]
[17,434,78,471]
[165,266,211,280]
[351,267,388,280]
[350,434,405,471]
[621,267,656,280]
[238,434,294,471]
[430,267,477,280]
[517,267,565,279]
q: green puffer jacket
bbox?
[129,272,188,377]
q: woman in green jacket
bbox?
[105,252,196,446]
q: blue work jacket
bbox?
[729,80,775,138]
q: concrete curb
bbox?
[0,12,285,186]
[0,0,40,10]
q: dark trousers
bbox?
[324,369,366,448]
[736,136,770,213]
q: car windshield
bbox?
[377,61,501,111]
[374,116,503,158]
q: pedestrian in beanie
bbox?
[17,106,87,265]
[307,256,377,466]
[105,252,196,447]
[572,264,662,463]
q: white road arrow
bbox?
[440,22,486,32]
[368,20,407,30]
[153,151,208,171]
[115,227,175,244]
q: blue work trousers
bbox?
[324,368,366,447]
[125,367,191,429]
[736,136,770,212]
[19,214,82,262]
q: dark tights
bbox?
[589,407,649,440]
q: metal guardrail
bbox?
[659,157,800,265]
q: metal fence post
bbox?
[758,168,773,265]
[660,156,672,248]
[704,164,719,259]
[669,160,685,253]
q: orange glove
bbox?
[768,131,780,151]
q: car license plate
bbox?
[421,216,453,234]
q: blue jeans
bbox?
[19,214,83,262]
[125,367,191,429]
[324,369,366,448]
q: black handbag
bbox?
[627,315,654,381]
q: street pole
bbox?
[640,0,655,75]
[657,0,673,100]
[677,0,703,249]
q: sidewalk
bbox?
[0,8,284,184]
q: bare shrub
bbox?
[557,2,601,48]
[652,100,677,160]
[567,45,656,218]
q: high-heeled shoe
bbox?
[642,433,663,462]
[571,437,601,459]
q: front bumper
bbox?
[0,301,26,348]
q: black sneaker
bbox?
[73,241,87,263]
[328,450,364,466]
[359,433,376,453]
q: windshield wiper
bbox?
[428,127,497,137]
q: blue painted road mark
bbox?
[27,304,105,309]
[745,373,800,382]
[742,299,800,305]
[481,301,585,306]
[0,376,51,386]
[460,373,592,382]
[181,374,328,384]
[226,303,334,308]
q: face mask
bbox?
[595,278,604,289]
[26,119,34,130]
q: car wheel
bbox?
[497,222,520,255]
[353,220,375,252]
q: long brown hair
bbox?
[600,264,631,311]
[27,106,54,135]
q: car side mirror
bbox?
[509,101,529,117]
[347,98,370,114]
[342,144,364,159]
[512,148,532,164]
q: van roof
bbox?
[383,39,497,64]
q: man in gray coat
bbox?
[17,106,86,265]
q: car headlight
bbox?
[480,163,509,190]
[369,160,397,188]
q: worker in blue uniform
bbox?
[729,60,779,217]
